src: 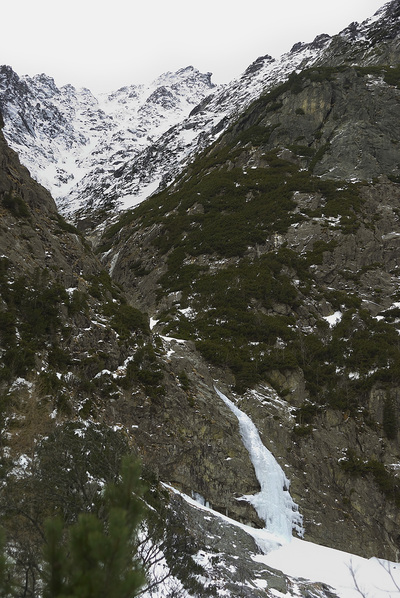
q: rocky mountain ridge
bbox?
[0,65,215,222]
[0,116,341,598]
[1,0,399,231]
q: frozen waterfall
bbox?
[216,387,304,541]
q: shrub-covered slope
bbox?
[2,117,302,597]
[2,2,400,593]
[99,57,400,558]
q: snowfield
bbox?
[163,483,400,598]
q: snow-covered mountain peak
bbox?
[338,0,400,43]
[152,65,214,92]
[289,33,332,56]
[0,64,217,217]
[0,38,328,223]
[1,1,399,226]
[26,72,59,98]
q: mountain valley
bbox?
[1,1,400,597]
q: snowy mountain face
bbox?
[1,1,399,229]
[2,43,335,226]
[0,65,215,221]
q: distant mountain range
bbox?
[1,0,398,230]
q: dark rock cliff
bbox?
[97,50,400,559]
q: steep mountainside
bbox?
[98,0,400,562]
[1,1,400,232]
[1,1,400,596]
[0,111,341,598]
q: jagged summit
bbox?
[153,64,214,88]
[343,0,400,42]
[0,64,216,221]
[289,33,332,54]
[1,0,399,230]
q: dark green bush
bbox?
[292,424,313,438]
[88,270,120,300]
[54,214,81,235]
[38,370,64,395]
[67,290,89,316]
[47,345,71,370]
[122,344,164,398]
[2,192,30,219]
[110,303,150,338]
[295,402,320,425]
[383,397,397,440]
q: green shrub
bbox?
[383,397,397,440]
[54,214,81,235]
[122,344,164,397]
[306,240,338,265]
[308,143,330,172]
[47,345,71,370]
[178,371,191,391]
[295,402,320,425]
[38,371,63,395]
[288,143,315,157]
[88,271,119,300]
[109,304,150,338]
[42,456,145,598]
[2,192,30,219]
[67,290,89,316]
[292,424,313,438]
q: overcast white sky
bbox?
[1,0,387,93]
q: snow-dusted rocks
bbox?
[0,65,216,221]
[0,36,332,225]
[1,2,400,228]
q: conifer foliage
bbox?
[42,456,145,598]
[0,530,14,597]
[0,456,146,598]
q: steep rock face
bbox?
[0,111,89,276]
[223,65,400,182]
[0,120,273,535]
[97,44,400,558]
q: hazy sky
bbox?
[1,0,387,93]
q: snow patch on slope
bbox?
[165,482,400,598]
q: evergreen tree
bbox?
[42,456,146,598]
[383,397,397,440]
[0,529,14,597]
